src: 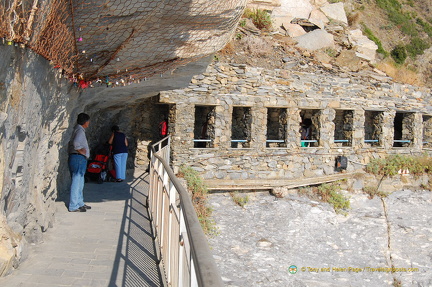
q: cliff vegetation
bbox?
[217,0,432,88]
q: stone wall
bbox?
[159,62,432,180]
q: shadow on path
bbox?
[0,171,165,287]
[108,172,165,287]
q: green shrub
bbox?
[324,47,338,58]
[376,0,418,37]
[242,8,254,19]
[405,37,430,58]
[391,45,407,64]
[230,191,249,208]
[317,183,350,214]
[376,0,401,11]
[400,21,418,37]
[178,165,218,236]
[366,154,432,177]
[243,8,272,30]
[416,18,432,38]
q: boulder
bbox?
[349,29,378,63]
[310,0,329,7]
[320,2,348,25]
[295,29,334,51]
[335,49,363,72]
[272,0,314,20]
[273,16,296,32]
[308,9,329,29]
[284,23,307,37]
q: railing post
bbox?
[148,136,224,287]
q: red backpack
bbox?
[159,120,167,137]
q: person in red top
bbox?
[159,116,168,139]
[108,125,128,182]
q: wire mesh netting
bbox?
[0,0,246,86]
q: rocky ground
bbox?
[216,0,432,89]
[208,189,432,287]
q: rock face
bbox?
[1,0,247,86]
[320,2,348,25]
[208,188,432,286]
[0,46,75,275]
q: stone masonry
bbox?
[159,62,432,180]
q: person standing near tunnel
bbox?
[108,125,128,182]
[68,113,91,212]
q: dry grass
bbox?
[347,11,362,28]
[376,59,423,86]
[219,41,236,55]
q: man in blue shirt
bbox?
[67,113,92,212]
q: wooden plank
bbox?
[206,172,358,191]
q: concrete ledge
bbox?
[206,172,359,191]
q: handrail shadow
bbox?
[107,172,165,287]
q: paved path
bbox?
[0,172,165,287]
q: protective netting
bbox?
[0,0,246,86]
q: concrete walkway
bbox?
[0,172,165,287]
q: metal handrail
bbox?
[149,136,223,287]
[266,139,285,143]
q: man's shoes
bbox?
[70,206,87,212]
[116,179,123,182]
[83,204,91,210]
